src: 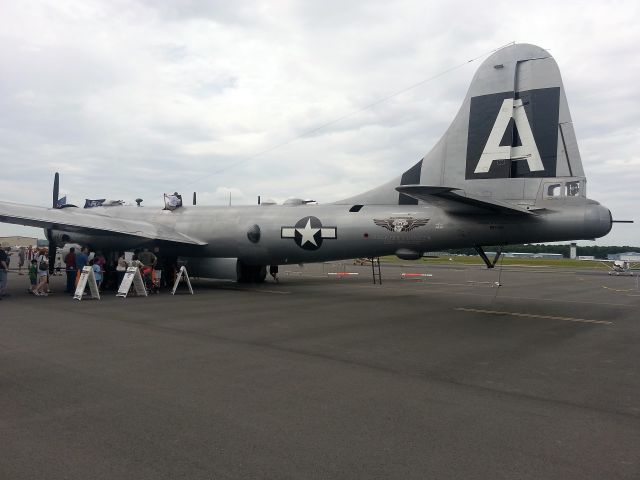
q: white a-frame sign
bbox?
[74,265,101,300]
[116,266,148,298]
[171,266,194,295]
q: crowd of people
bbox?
[0,246,10,299]
[0,245,180,299]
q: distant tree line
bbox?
[445,244,640,259]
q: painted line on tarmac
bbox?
[454,307,613,325]
[237,287,291,294]
[385,280,494,287]
[355,283,635,307]
[247,288,291,294]
[602,286,639,293]
[284,272,330,278]
[483,294,631,307]
[601,285,640,298]
[218,286,291,295]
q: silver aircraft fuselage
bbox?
[50,200,612,265]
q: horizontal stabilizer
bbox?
[0,201,207,245]
[395,185,539,215]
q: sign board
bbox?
[116,266,148,298]
[171,266,194,295]
[73,265,101,300]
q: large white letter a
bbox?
[474,98,544,174]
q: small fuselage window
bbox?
[544,180,584,199]
[546,183,562,197]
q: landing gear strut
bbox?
[474,245,502,269]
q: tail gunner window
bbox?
[565,181,580,196]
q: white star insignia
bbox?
[296,218,320,246]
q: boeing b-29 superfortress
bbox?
[0,44,618,282]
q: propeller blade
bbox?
[193,192,197,205]
[53,172,59,208]
[46,228,56,275]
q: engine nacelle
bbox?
[48,229,96,248]
[47,229,146,251]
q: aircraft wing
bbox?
[0,201,207,245]
[395,185,542,215]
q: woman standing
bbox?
[116,252,129,288]
[35,249,49,296]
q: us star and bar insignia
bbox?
[281,216,337,251]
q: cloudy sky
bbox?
[1,0,638,245]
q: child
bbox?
[28,259,38,295]
[90,258,103,291]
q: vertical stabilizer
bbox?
[340,44,585,205]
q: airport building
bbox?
[0,235,38,248]
[607,252,640,261]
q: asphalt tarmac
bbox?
[1,262,639,479]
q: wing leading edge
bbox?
[0,201,207,245]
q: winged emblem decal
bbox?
[373,216,429,232]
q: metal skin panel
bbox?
[0,44,613,279]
